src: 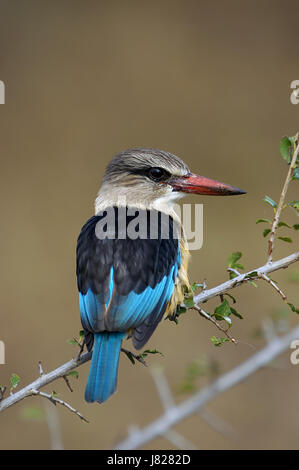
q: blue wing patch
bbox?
[77,208,180,349]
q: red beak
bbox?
[168,173,246,196]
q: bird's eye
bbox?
[148,167,170,182]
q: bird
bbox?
[76,148,246,404]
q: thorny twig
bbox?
[268,134,299,262]
[30,389,89,423]
[193,305,237,344]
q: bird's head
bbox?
[95,148,246,213]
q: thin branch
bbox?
[260,273,287,300]
[30,389,89,423]
[193,305,237,344]
[193,251,299,305]
[268,136,299,262]
[121,347,148,366]
[63,375,74,393]
[115,324,299,449]
[0,351,92,413]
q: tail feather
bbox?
[85,331,125,403]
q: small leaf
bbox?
[10,373,20,390]
[227,251,242,267]
[263,195,277,209]
[293,224,299,230]
[256,218,271,224]
[230,307,243,319]
[289,200,299,211]
[280,136,294,164]
[277,221,292,228]
[123,350,135,365]
[67,370,79,379]
[210,336,230,347]
[176,305,187,315]
[214,299,231,318]
[190,282,203,292]
[142,349,164,358]
[247,271,258,278]
[278,236,293,243]
[288,303,299,314]
[68,339,77,345]
[184,290,195,309]
[263,228,271,237]
[224,293,236,303]
[51,390,59,397]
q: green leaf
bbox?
[289,200,299,211]
[68,339,77,345]
[227,251,242,267]
[10,373,20,390]
[247,271,258,278]
[288,303,299,314]
[277,221,292,228]
[123,350,135,365]
[51,390,59,397]
[224,293,236,303]
[280,136,294,164]
[293,224,299,230]
[184,295,194,308]
[190,282,203,292]
[176,305,187,315]
[210,336,230,347]
[263,195,277,209]
[263,228,271,237]
[230,307,243,319]
[67,370,79,379]
[142,349,164,358]
[214,299,231,318]
[256,218,271,224]
[278,236,293,243]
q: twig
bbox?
[0,386,6,402]
[63,375,73,393]
[38,361,44,376]
[193,252,299,305]
[30,389,89,423]
[268,136,299,262]
[121,347,148,366]
[0,351,92,413]
[260,273,287,300]
[115,324,299,449]
[193,305,237,344]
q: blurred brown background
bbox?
[0,0,299,450]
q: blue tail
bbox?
[85,332,125,403]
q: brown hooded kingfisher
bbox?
[76,148,246,403]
